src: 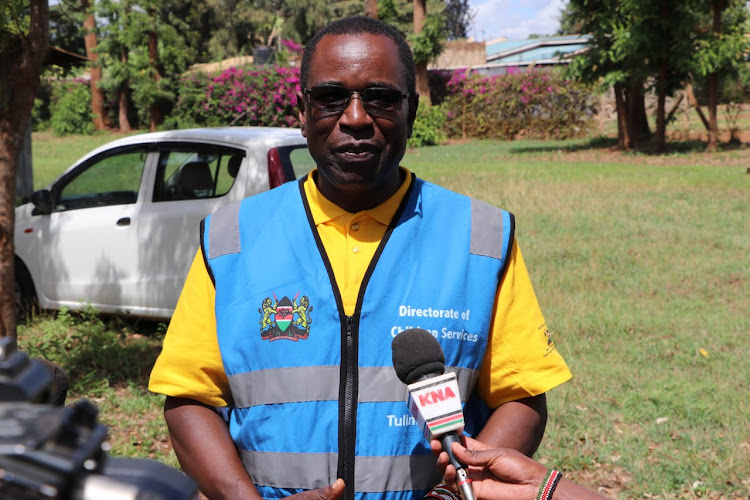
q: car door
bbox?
[134,143,248,315]
[35,145,152,312]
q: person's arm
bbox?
[447,439,606,500]
[165,397,261,500]
[474,393,547,456]
[165,397,346,500]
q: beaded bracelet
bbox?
[424,481,461,500]
[535,468,562,500]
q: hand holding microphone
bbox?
[391,328,476,500]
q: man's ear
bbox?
[297,92,308,138]
[406,92,419,139]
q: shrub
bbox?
[49,80,94,136]
[409,104,448,147]
[19,307,164,394]
[443,67,598,140]
[31,79,53,131]
[167,65,301,129]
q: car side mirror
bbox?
[30,189,53,215]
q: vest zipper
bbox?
[298,176,415,497]
[341,315,357,500]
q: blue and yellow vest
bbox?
[201,174,514,500]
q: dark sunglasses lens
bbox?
[361,88,403,111]
[309,86,350,110]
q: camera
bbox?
[0,336,198,499]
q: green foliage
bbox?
[408,13,446,64]
[31,97,49,131]
[443,68,597,140]
[50,80,94,136]
[377,0,447,37]
[378,0,400,24]
[692,0,750,78]
[31,78,52,131]
[48,3,84,57]
[95,0,192,129]
[443,0,473,40]
[408,103,448,147]
[18,307,165,395]
[0,0,30,52]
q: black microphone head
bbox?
[391,328,445,384]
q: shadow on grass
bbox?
[508,136,618,154]
[509,135,747,156]
[17,311,168,395]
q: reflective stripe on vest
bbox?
[239,451,438,491]
[228,365,479,407]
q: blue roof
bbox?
[486,35,591,64]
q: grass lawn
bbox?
[19,131,750,499]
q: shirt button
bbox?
[352,246,360,254]
[351,223,360,231]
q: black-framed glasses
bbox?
[303,84,409,115]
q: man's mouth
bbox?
[333,143,380,162]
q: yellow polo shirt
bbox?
[149,169,571,408]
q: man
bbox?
[149,16,571,500]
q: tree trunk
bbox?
[707,73,719,152]
[626,80,649,145]
[686,82,711,130]
[665,93,685,124]
[655,62,667,154]
[365,0,378,18]
[148,28,161,132]
[413,0,431,105]
[614,83,631,150]
[0,0,49,337]
[118,48,132,132]
[706,0,722,152]
[82,3,108,130]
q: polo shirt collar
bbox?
[303,168,413,227]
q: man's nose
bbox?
[339,92,373,127]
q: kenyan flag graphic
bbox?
[274,296,294,332]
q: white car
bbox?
[15,127,313,319]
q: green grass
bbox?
[19,132,750,499]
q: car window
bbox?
[288,147,316,179]
[154,150,243,202]
[56,150,146,212]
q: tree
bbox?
[624,0,698,153]
[0,0,49,337]
[566,0,649,150]
[568,0,749,152]
[692,0,749,151]
[557,1,586,35]
[80,0,108,130]
[443,0,473,39]
[413,0,427,100]
[96,0,191,131]
[51,0,108,130]
[410,12,445,105]
[49,2,85,55]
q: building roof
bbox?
[486,35,591,66]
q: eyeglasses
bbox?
[303,84,409,115]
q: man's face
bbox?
[298,33,418,211]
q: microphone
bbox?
[392,328,476,500]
